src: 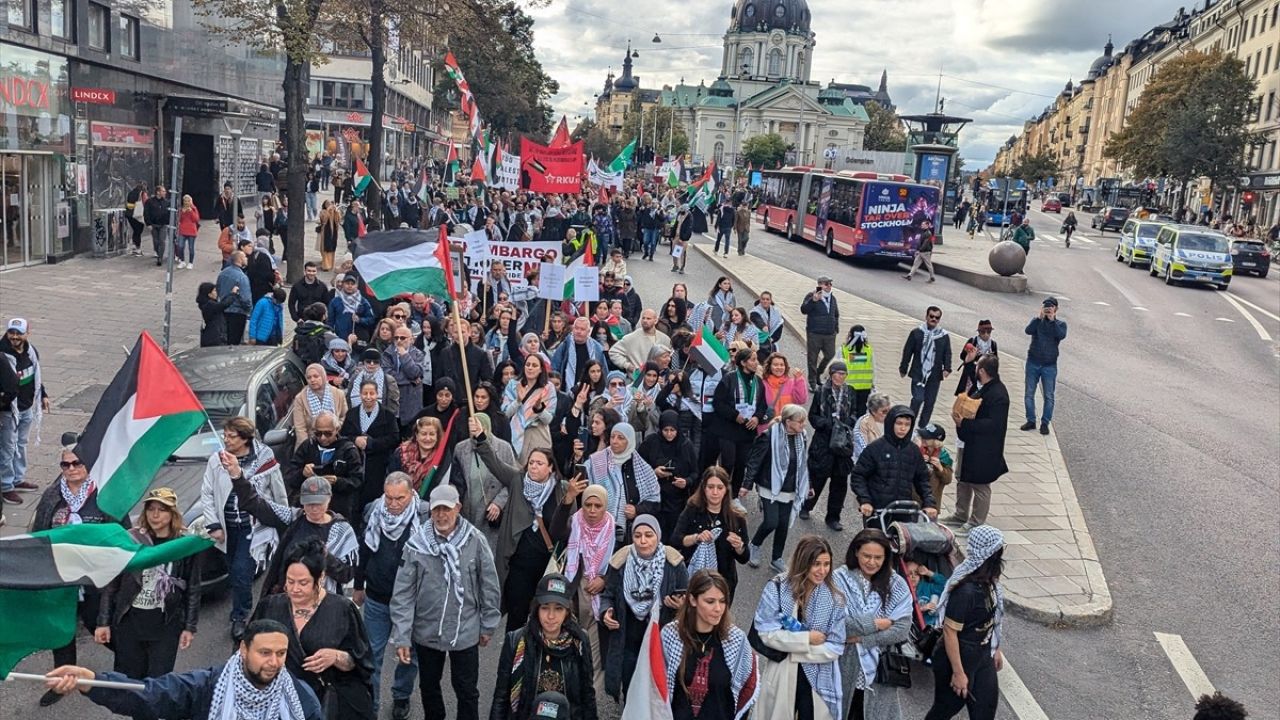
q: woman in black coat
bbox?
[951,355,1010,527]
[671,467,749,603]
[706,348,770,498]
[339,381,401,515]
[637,410,698,544]
[196,282,234,347]
[801,361,857,530]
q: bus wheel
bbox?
[785,217,794,240]
[825,230,836,257]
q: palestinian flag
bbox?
[353,229,452,300]
[76,332,205,521]
[0,523,212,677]
[471,154,487,184]
[417,167,431,205]
[562,233,596,301]
[689,324,729,374]
[443,51,472,99]
[608,138,637,174]
[688,161,717,211]
[353,157,373,195]
[444,143,460,186]
[619,612,673,720]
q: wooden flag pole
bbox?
[451,285,477,417]
[543,299,552,337]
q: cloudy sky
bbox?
[527,0,1194,167]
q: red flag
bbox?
[597,185,609,206]
[471,155,487,183]
[434,225,457,300]
[550,116,571,148]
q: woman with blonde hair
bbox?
[176,194,200,269]
[316,199,342,270]
[741,403,812,573]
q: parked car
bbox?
[1091,206,1130,232]
[1229,238,1271,278]
[1042,197,1062,213]
[152,346,306,595]
[1149,224,1233,290]
[1056,192,1072,208]
[1115,219,1165,268]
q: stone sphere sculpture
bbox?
[988,240,1027,277]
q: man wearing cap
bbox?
[355,472,428,720]
[800,277,839,390]
[328,273,377,345]
[1022,298,1067,435]
[216,252,253,345]
[0,318,48,504]
[349,348,400,416]
[391,484,500,720]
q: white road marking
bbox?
[1133,306,1148,312]
[1174,312,1192,317]
[1092,301,1111,306]
[1096,267,1147,307]
[1154,632,1216,700]
[999,658,1051,720]
[1227,293,1280,323]
[1215,317,1235,323]
[1219,292,1274,341]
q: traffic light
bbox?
[1242,190,1256,206]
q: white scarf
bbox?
[349,368,385,405]
[974,335,994,355]
[916,323,948,385]
[339,287,363,315]
[622,544,665,620]
[362,497,419,552]
[209,652,305,720]
[406,519,476,645]
[766,422,809,506]
[57,478,94,525]
[935,525,1006,655]
[358,404,379,433]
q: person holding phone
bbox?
[638,410,698,543]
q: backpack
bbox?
[291,325,328,365]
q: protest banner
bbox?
[497,152,521,191]
[463,228,491,262]
[520,138,585,193]
[464,239,561,290]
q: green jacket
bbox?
[1012,225,1035,251]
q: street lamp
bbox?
[651,33,661,43]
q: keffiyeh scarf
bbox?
[767,423,810,524]
[588,450,660,533]
[350,368,386,404]
[339,288,363,315]
[209,652,305,720]
[660,624,759,720]
[362,496,419,552]
[57,478,94,525]
[935,525,1006,655]
[358,405,379,433]
[687,527,722,575]
[769,579,844,720]
[305,387,335,418]
[833,567,913,689]
[521,475,555,531]
[622,543,665,620]
[406,520,477,646]
[916,323,948,386]
[564,510,615,618]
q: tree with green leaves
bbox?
[1104,50,1257,208]
[742,133,788,169]
[620,105,688,161]
[1011,153,1061,184]
[571,118,620,164]
[862,100,907,152]
[191,0,329,283]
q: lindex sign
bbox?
[72,87,116,104]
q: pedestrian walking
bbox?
[1022,297,1067,435]
[125,182,148,254]
[851,405,938,521]
[923,526,1006,720]
[714,200,735,256]
[903,225,937,282]
[708,348,769,507]
[216,252,253,345]
[839,325,874,418]
[95,488,201,680]
[390,484,502,720]
[750,535,846,720]
[0,317,48,504]
[176,194,199,269]
[899,306,951,427]
[800,362,856,532]
[741,404,813,573]
[734,201,752,255]
[547,482,613,701]
[947,354,1009,532]
[144,186,171,266]
[672,467,750,602]
[954,319,997,397]
[1011,217,1035,255]
[800,276,839,390]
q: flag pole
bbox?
[451,300,476,417]
[5,672,146,691]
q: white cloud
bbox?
[525,0,1190,166]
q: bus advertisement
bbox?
[756,167,940,260]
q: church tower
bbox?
[721,0,815,83]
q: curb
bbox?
[692,243,1114,628]
[896,258,1028,293]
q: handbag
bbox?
[829,418,855,458]
[537,517,564,576]
[876,647,912,687]
[900,557,942,659]
[748,579,789,663]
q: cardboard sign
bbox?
[538,261,565,299]
[463,228,490,262]
[572,265,599,302]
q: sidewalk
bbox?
[919,227,1028,293]
[693,243,1113,626]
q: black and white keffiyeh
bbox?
[687,527,722,574]
[362,497,419,552]
[756,577,844,720]
[521,475,555,531]
[622,543,666,620]
[916,323,948,385]
[660,623,759,720]
[57,478,94,525]
[209,651,305,720]
[406,519,477,645]
[305,387,335,418]
[358,405,379,433]
[833,567,912,688]
[934,524,1006,655]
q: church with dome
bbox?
[593,0,890,168]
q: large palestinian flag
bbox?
[76,332,205,521]
[353,228,452,300]
[0,523,212,677]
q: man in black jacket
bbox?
[287,262,334,321]
[799,276,839,390]
[948,354,1009,532]
[242,236,276,303]
[355,472,427,720]
[899,305,951,427]
[143,185,170,266]
[285,411,364,523]
[432,321,494,395]
[850,404,937,521]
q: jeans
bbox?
[0,407,33,491]
[178,235,196,264]
[224,524,255,622]
[151,226,168,260]
[910,376,942,427]
[363,597,417,713]
[416,644,480,720]
[715,228,732,253]
[642,227,660,258]
[751,497,793,562]
[305,192,318,220]
[736,229,749,254]
[1024,360,1058,423]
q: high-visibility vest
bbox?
[841,342,874,390]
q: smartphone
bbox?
[577,427,590,446]
[573,463,588,477]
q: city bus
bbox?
[756,166,942,260]
[982,178,1028,225]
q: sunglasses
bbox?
[927,314,942,321]
[314,430,336,438]
[392,313,407,319]
[59,459,84,469]
[395,335,412,340]
[608,381,626,387]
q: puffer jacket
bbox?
[98,528,202,633]
[849,405,935,510]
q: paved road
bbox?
[740,205,1280,719]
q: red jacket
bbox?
[178,207,200,236]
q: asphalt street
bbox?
[2,209,1276,720]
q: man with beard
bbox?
[899,305,951,427]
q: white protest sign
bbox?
[573,265,600,302]
[498,153,521,191]
[538,261,566,299]
[464,239,561,291]
[463,228,491,262]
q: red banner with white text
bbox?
[519,138,584,193]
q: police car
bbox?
[1114,219,1165,268]
[1148,224,1233,290]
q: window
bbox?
[767,48,782,76]
[1267,92,1275,121]
[739,47,753,75]
[713,141,724,165]
[51,0,73,39]
[1265,46,1272,75]
[119,14,139,59]
[7,0,34,31]
[88,2,109,50]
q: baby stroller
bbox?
[868,500,956,663]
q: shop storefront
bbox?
[1,45,75,268]
[1244,172,1280,230]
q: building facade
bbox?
[3,1,285,268]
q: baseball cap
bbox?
[1042,297,1059,308]
[428,484,461,511]
[298,476,332,505]
[533,573,573,609]
[827,360,848,375]
[143,487,179,508]
[917,423,946,442]
[531,692,570,720]
[6,318,28,334]
[816,276,833,285]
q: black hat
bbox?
[533,573,572,609]
[361,348,381,363]
[917,423,946,442]
[530,691,570,720]
[1042,296,1059,308]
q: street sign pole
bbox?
[163,116,185,353]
